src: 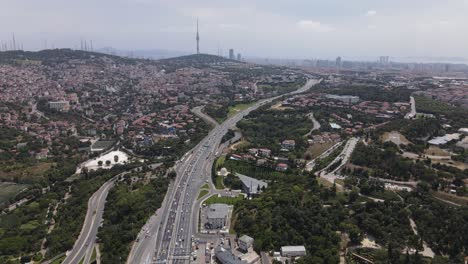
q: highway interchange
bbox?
[64,78,319,264]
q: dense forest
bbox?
[312,84,412,103]
[233,175,343,263]
[237,108,311,154]
[414,96,468,128]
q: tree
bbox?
[105,160,111,166]
[98,160,103,167]
[168,170,176,179]
[114,155,119,163]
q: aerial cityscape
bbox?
[0,1,467,264]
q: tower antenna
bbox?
[196,18,200,54]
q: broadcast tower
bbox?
[196,19,200,54]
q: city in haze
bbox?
[0,1,467,264]
[1,0,468,62]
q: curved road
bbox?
[128,78,320,264]
[62,163,162,264]
[62,177,116,264]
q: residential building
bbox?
[276,163,288,172]
[238,235,254,252]
[206,203,229,229]
[281,140,296,150]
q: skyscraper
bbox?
[379,56,389,65]
[336,56,342,68]
[229,49,235,60]
[237,53,242,61]
[196,19,200,54]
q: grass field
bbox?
[0,161,53,182]
[214,176,224,190]
[20,220,40,231]
[214,156,226,189]
[201,183,210,189]
[0,182,28,204]
[203,194,244,205]
[227,102,256,119]
[304,142,335,160]
[197,189,209,200]
[50,255,66,264]
[432,191,468,206]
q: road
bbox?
[317,137,358,185]
[304,112,321,137]
[191,106,219,127]
[62,178,116,264]
[128,78,320,264]
[63,163,162,264]
[305,141,343,172]
[405,96,416,119]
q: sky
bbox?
[1,0,468,60]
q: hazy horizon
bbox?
[1,0,468,60]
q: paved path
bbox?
[304,112,321,137]
[405,96,417,119]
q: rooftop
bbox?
[236,173,268,194]
[207,203,229,219]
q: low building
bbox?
[218,167,230,177]
[48,101,70,112]
[281,140,296,150]
[258,148,272,157]
[428,133,461,145]
[281,246,306,257]
[238,235,254,252]
[236,173,268,195]
[325,94,360,104]
[276,163,288,172]
[458,128,468,135]
[206,203,229,229]
[215,246,248,264]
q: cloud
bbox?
[366,10,377,17]
[296,20,334,32]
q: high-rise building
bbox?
[336,56,342,68]
[237,53,241,61]
[196,19,200,54]
[379,56,389,65]
[229,49,235,60]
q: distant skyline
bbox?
[1,0,468,60]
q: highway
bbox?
[128,78,320,264]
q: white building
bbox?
[281,246,306,257]
[49,101,70,112]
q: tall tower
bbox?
[196,19,200,54]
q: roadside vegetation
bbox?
[98,174,169,264]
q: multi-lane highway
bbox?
[128,78,320,264]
